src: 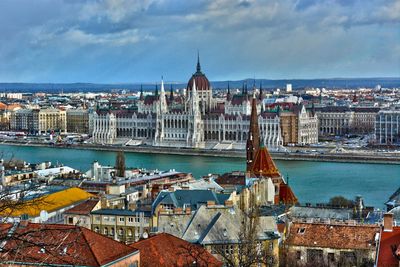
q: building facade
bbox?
[375,109,400,146]
[91,59,289,149]
[66,108,89,133]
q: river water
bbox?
[1,144,399,209]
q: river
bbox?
[0,144,399,209]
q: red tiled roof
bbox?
[286,222,379,250]
[377,226,400,267]
[0,223,138,266]
[215,172,246,186]
[130,233,222,267]
[251,145,281,178]
[64,199,99,215]
[279,183,298,205]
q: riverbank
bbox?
[1,140,400,165]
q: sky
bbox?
[0,0,399,83]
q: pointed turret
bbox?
[259,81,263,100]
[139,84,144,101]
[196,51,201,73]
[226,81,232,101]
[169,84,174,102]
[246,96,260,172]
[159,77,167,113]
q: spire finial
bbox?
[196,50,201,73]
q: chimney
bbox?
[383,213,394,232]
[185,207,191,215]
[224,200,233,207]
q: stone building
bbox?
[284,222,379,266]
[10,108,66,134]
[316,106,380,137]
[66,108,89,133]
[375,108,400,146]
[91,58,283,149]
[90,208,151,244]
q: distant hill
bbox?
[0,78,398,93]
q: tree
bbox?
[115,150,125,178]
[328,196,354,208]
[212,193,277,267]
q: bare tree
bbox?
[213,193,277,267]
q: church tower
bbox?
[246,96,260,171]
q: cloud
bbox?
[0,0,398,82]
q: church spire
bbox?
[196,51,201,73]
[246,95,260,172]
[259,81,263,100]
[139,84,144,101]
[226,81,232,101]
[169,84,174,102]
[155,83,158,97]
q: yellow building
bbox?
[2,187,94,223]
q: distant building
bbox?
[375,109,400,146]
[315,106,380,137]
[286,84,292,93]
[10,108,67,134]
[66,108,89,133]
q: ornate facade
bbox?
[91,58,283,149]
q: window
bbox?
[297,228,306,234]
[103,216,109,222]
[328,253,335,262]
[307,249,323,263]
[94,227,99,233]
[128,217,134,223]
[118,228,124,236]
[119,217,125,222]
[296,251,301,260]
[104,228,108,235]
[68,217,73,224]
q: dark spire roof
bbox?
[196,51,201,73]
[259,81,263,100]
[140,84,144,100]
[155,83,158,96]
[226,81,232,101]
[246,96,260,172]
[169,84,174,101]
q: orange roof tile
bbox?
[0,223,138,266]
[251,144,281,178]
[377,226,400,266]
[64,199,100,215]
[286,222,379,250]
[279,183,298,205]
[130,233,222,267]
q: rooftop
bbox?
[286,222,379,250]
[130,233,222,267]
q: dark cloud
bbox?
[0,0,398,82]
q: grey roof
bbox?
[158,205,279,245]
[152,189,230,213]
[290,206,352,220]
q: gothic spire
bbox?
[259,81,263,100]
[139,84,144,100]
[155,83,158,97]
[196,51,201,73]
[227,81,232,101]
[170,84,174,101]
[246,95,260,172]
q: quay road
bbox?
[1,139,400,165]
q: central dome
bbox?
[187,55,210,91]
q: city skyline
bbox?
[0,0,399,83]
